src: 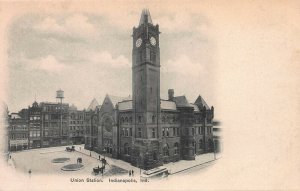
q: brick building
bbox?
[39,102,69,147]
[86,9,215,170]
[8,113,29,151]
[28,101,42,149]
[69,105,85,144]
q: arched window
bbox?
[199,139,203,149]
[162,116,165,123]
[129,117,132,123]
[166,116,169,123]
[138,116,142,123]
[125,117,128,123]
[174,143,179,155]
[153,151,158,160]
[121,117,124,124]
[163,144,169,156]
[124,143,130,155]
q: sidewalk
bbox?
[163,153,219,175]
[74,145,220,175]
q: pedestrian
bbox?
[129,170,131,177]
[132,170,134,176]
[99,155,101,161]
[28,169,32,177]
[90,151,91,157]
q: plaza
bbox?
[8,145,217,177]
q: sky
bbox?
[7,6,216,112]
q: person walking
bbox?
[99,155,101,161]
[132,170,134,177]
[129,170,131,177]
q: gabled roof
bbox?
[194,95,210,109]
[173,96,193,108]
[87,98,99,111]
[161,100,177,111]
[139,9,153,26]
[107,94,132,109]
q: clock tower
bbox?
[132,9,162,169]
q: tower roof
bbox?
[87,98,99,111]
[139,9,153,26]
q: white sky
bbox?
[7,6,216,112]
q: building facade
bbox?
[69,105,85,144]
[8,113,29,151]
[40,102,69,147]
[28,101,42,149]
[86,9,215,170]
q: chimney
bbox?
[168,89,174,101]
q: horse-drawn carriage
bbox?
[93,166,105,175]
[77,157,82,164]
[66,146,75,152]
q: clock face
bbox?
[136,38,142,47]
[150,36,156,46]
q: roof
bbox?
[161,100,177,111]
[173,96,194,108]
[87,98,99,111]
[190,104,200,112]
[107,94,131,108]
[118,100,132,111]
[139,9,153,26]
[10,113,21,119]
[194,95,210,109]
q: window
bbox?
[185,128,189,135]
[138,128,142,138]
[177,128,179,135]
[166,128,169,137]
[174,143,179,155]
[201,126,204,134]
[162,116,165,123]
[130,128,132,136]
[124,143,130,155]
[186,140,189,147]
[129,117,132,123]
[122,128,125,136]
[125,117,128,123]
[162,128,165,136]
[152,115,156,123]
[199,140,203,149]
[192,128,195,135]
[163,144,169,156]
[152,128,155,138]
[138,116,142,123]
[125,128,129,136]
[173,127,176,136]
[198,127,200,134]
[150,51,156,62]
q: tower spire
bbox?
[139,9,153,26]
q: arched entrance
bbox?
[102,117,113,155]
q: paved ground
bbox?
[9,145,220,177]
